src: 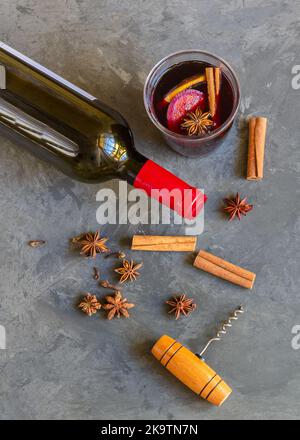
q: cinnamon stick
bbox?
[193,249,256,289]
[214,67,221,96]
[205,67,216,117]
[131,235,197,252]
[247,116,268,181]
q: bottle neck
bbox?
[124,155,206,220]
[120,150,148,185]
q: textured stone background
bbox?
[0,0,299,420]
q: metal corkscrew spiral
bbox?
[197,305,245,358]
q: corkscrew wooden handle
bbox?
[151,335,232,406]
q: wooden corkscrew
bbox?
[151,305,245,406]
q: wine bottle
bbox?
[0,42,206,219]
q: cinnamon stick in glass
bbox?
[193,249,256,289]
[214,67,221,96]
[247,116,268,181]
[131,235,197,252]
[205,67,217,117]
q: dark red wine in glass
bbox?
[144,51,240,157]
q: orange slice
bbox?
[163,74,206,105]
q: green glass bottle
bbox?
[0,43,205,218]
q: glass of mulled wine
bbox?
[144,50,240,157]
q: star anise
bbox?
[166,294,196,320]
[73,231,109,257]
[181,108,214,136]
[102,291,135,320]
[78,293,102,316]
[223,193,253,221]
[115,259,143,283]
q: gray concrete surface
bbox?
[0,0,300,420]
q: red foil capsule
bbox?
[134,159,206,220]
